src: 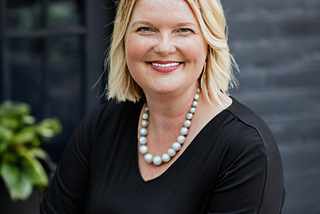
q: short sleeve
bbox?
[207,125,283,213]
[40,105,105,214]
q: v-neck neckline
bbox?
[133,97,235,184]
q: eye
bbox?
[178,28,193,33]
[137,27,152,32]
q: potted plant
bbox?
[0,100,61,204]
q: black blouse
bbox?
[40,97,285,213]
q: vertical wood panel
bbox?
[0,0,10,101]
[85,0,113,113]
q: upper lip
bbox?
[148,60,182,64]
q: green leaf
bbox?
[37,127,55,138]
[0,161,33,200]
[0,117,20,129]
[15,171,33,200]
[11,103,30,116]
[0,101,30,117]
[29,147,56,172]
[12,126,36,144]
[15,145,28,156]
[0,162,19,186]
[0,126,14,143]
[37,118,62,138]
[1,149,49,200]
[21,157,42,185]
[28,157,48,186]
[0,100,61,200]
[0,101,13,115]
[0,162,19,197]
[17,148,48,186]
[22,115,35,125]
[29,147,49,160]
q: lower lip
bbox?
[148,63,182,73]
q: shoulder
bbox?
[224,97,285,211]
[223,97,282,165]
[206,98,285,213]
[225,97,276,148]
[72,99,143,142]
[81,99,143,127]
[208,97,280,175]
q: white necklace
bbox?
[139,89,200,166]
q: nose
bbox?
[153,34,177,56]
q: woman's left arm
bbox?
[207,125,285,214]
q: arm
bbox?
[207,126,284,214]
[40,109,99,214]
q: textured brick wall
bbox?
[223,0,320,213]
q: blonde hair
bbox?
[106,0,238,104]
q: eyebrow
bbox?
[130,20,199,29]
[130,20,153,28]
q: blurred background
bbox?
[0,0,319,213]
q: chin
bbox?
[143,85,176,96]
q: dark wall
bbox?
[223,0,320,213]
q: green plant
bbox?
[0,100,61,201]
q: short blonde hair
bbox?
[106,0,238,104]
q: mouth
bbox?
[148,62,181,68]
[147,61,183,73]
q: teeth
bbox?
[151,62,180,68]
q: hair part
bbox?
[106,0,238,105]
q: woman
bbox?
[41,0,285,213]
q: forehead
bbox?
[129,0,198,24]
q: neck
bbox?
[143,86,198,130]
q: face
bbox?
[124,0,207,97]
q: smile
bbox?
[148,61,182,73]
[151,62,180,68]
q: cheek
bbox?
[178,37,207,63]
[125,40,140,65]
[125,35,151,65]
[194,38,208,61]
